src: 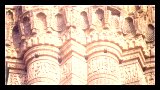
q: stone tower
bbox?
[5,5,155,85]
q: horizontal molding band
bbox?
[8,68,26,74]
[88,78,119,85]
[21,44,59,60]
[25,54,58,66]
[88,73,120,84]
[7,62,25,70]
[27,58,59,69]
[87,50,120,62]
[87,45,122,57]
[27,77,59,85]
[24,45,59,58]
[86,40,123,51]
[87,72,119,82]
[24,49,59,63]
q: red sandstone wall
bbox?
[5,5,155,85]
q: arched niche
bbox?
[95,8,104,22]
[56,13,66,31]
[22,16,31,36]
[36,12,47,31]
[123,17,136,36]
[145,24,155,43]
[6,10,14,22]
[80,11,89,30]
[12,23,21,50]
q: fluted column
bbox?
[86,41,122,85]
[24,45,60,85]
[20,29,62,85]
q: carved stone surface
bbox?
[87,56,121,85]
[5,5,155,85]
[27,59,60,85]
[60,39,87,85]
[7,70,26,85]
[120,61,147,85]
[23,45,60,85]
[145,71,155,85]
[60,59,71,81]
[86,40,122,85]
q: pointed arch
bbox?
[80,11,89,29]
[12,24,21,49]
[145,24,155,42]
[125,17,134,25]
[22,16,31,36]
[56,13,66,31]
[123,17,136,35]
[95,8,104,22]
[36,12,47,30]
[148,24,154,30]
